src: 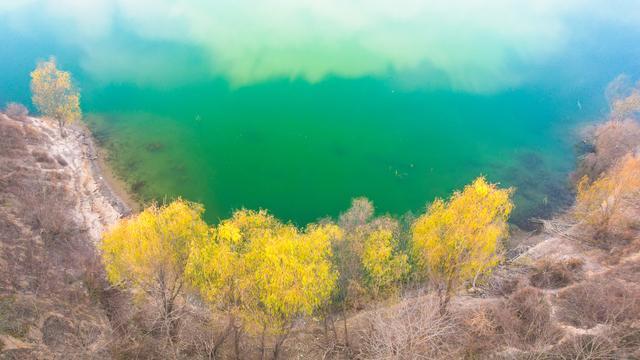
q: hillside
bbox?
[0,112,128,358]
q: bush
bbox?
[455,306,502,357]
[32,150,55,164]
[21,182,77,246]
[574,152,640,249]
[4,102,29,121]
[357,296,457,359]
[529,258,583,289]
[493,287,560,347]
[550,334,617,360]
[573,119,640,183]
[555,278,640,328]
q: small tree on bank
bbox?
[30,57,81,134]
[412,177,513,314]
[101,199,209,341]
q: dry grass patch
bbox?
[555,278,640,329]
[496,287,561,347]
[357,296,458,359]
[529,258,584,289]
[4,103,29,122]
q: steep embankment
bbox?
[0,113,128,358]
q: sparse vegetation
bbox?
[529,257,583,289]
[4,102,29,121]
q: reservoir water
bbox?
[2,2,640,227]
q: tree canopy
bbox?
[30,58,81,130]
[412,176,513,312]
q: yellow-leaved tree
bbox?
[330,198,409,346]
[101,199,209,338]
[187,209,339,359]
[412,177,513,314]
[362,227,409,297]
[30,58,81,134]
[244,222,340,359]
[186,209,279,358]
[575,152,640,246]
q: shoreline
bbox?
[77,122,141,215]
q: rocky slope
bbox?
[0,113,127,358]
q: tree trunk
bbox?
[273,326,292,360]
[233,324,243,360]
[342,304,350,348]
[212,315,235,359]
[57,119,67,138]
[259,324,267,360]
[439,274,455,316]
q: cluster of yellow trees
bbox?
[101,177,513,357]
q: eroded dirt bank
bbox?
[0,113,128,358]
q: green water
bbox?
[85,81,575,227]
[2,2,640,228]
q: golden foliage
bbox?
[186,209,279,312]
[334,198,410,305]
[574,119,640,182]
[412,177,513,311]
[575,152,640,243]
[244,223,340,330]
[30,58,81,128]
[101,199,208,296]
[362,228,409,296]
[186,209,339,335]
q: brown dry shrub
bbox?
[555,278,640,328]
[611,89,640,120]
[573,119,640,182]
[32,149,55,164]
[22,123,46,144]
[574,152,640,249]
[611,259,640,284]
[455,306,502,357]
[357,296,458,359]
[493,287,560,348]
[4,102,29,121]
[543,321,640,359]
[529,258,584,289]
[0,115,27,156]
[0,296,36,339]
[549,334,617,360]
[480,266,525,297]
[20,183,77,246]
[108,332,165,360]
[177,311,237,360]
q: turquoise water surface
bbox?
[2,2,640,228]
